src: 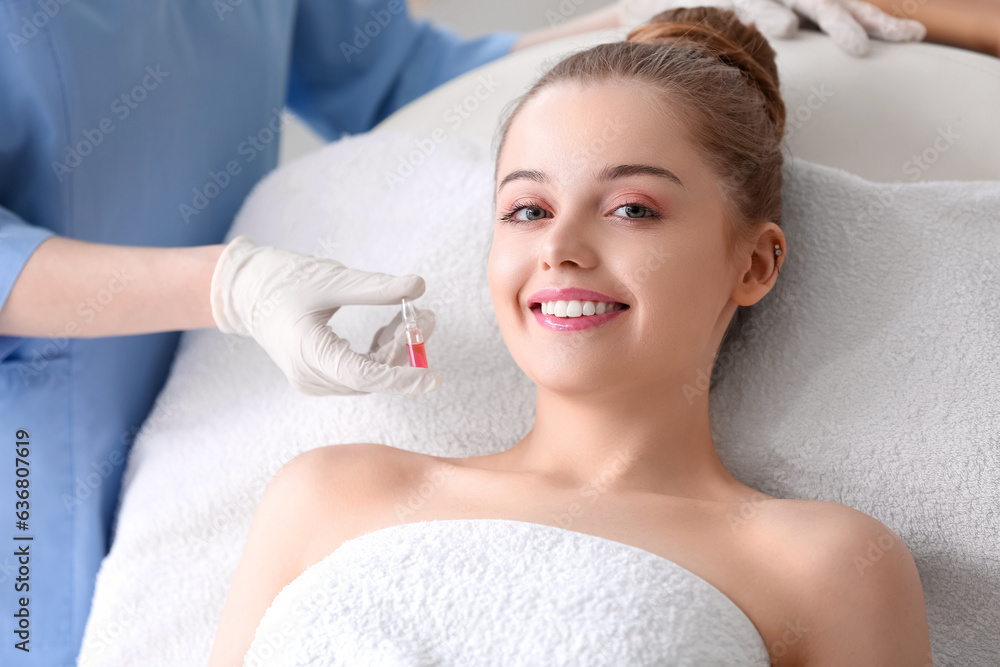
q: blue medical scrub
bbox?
[0,1,518,663]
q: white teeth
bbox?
[538,299,624,318]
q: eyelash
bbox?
[498,199,663,224]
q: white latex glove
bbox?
[210,235,442,396]
[618,0,926,56]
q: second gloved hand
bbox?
[618,0,926,56]
[210,235,442,396]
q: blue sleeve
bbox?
[0,209,55,360]
[287,0,521,139]
[0,207,55,317]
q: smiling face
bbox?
[489,80,771,396]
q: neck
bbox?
[496,380,746,501]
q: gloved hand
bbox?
[210,235,442,396]
[618,0,927,56]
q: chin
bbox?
[516,352,615,395]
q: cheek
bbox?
[486,240,505,309]
[487,233,531,310]
[614,237,695,316]
[640,244,725,351]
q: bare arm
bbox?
[0,8,621,339]
[208,443,401,667]
[510,4,621,52]
[794,505,932,666]
[207,448,328,667]
[0,236,225,338]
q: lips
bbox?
[529,303,627,332]
[525,287,630,333]
[526,287,629,307]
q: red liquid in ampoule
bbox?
[407,342,428,368]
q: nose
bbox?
[538,215,598,271]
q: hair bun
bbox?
[627,7,785,142]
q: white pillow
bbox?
[80,130,1000,666]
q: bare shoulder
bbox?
[756,499,931,666]
[206,443,423,666]
[275,443,434,567]
[276,442,431,502]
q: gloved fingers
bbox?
[735,0,799,38]
[369,307,437,367]
[810,0,871,56]
[338,345,443,395]
[369,311,406,363]
[276,325,359,397]
[303,319,441,395]
[844,0,926,41]
[317,263,427,307]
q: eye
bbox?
[518,206,549,221]
[612,203,659,219]
[499,202,552,224]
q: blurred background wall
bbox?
[277,0,615,165]
[277,0,999,165]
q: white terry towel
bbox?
[78,130,999,666]
[243,519,771,667]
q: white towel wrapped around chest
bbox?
[244,519,770,667]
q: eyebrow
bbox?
[497,168,546,192]
[598,164,685,188]
[497,163,685,192]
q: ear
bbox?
[731,222,785,308]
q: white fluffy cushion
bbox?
[79,130,999,666]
